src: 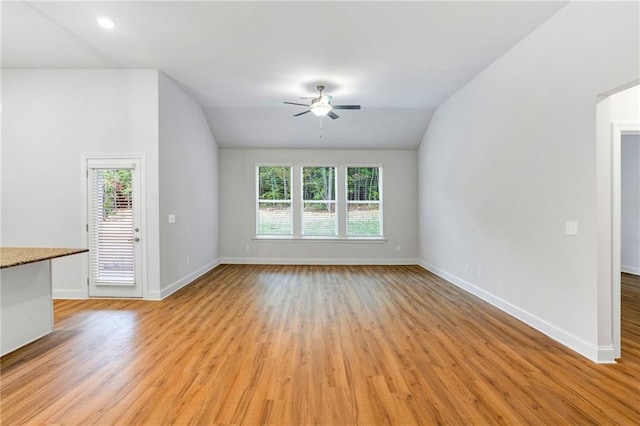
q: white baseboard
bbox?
[417,259,614,364]
[53,289,86,299]
[596,345,616,364]
[147,259,221,301]
[621,265,640,275]
[219,257,418,265]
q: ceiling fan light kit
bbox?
[310,95,332,116]
[284,85,361,120]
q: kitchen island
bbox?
[1,247,88,356]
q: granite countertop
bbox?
[0,247,89,269]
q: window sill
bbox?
[253,236,387,243]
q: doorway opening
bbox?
[597,83,640,362]
[614,126,640,358]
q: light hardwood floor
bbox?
[1,265,639,424]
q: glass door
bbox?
[87,159,142,297]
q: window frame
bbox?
[345,165,384,237]
[300,164,338,237]
[254,163,384,241]
[255,163,294,237]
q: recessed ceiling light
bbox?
[97,17,116,30]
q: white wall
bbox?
[219,149,417,263]
[417,1,639,362]
[621,134,640,275]
[1,70,161,298]
[157,73,220,299]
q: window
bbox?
[255,164,383,239]
[302,166,336,236]
[256,165,292,235]
[347,167,382,236]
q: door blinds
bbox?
[89,168,135,285]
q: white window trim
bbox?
[253,236,387,243]
[345,164,383,237]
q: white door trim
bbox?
[611,122,640,358]
[81,153,148,299]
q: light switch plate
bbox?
[168,214,176,224]
[565,221,578,235]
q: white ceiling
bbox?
[2,1,569,149]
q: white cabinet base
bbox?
[1,260,53,356]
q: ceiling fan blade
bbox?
[284,102,310,107]
[332,105,361,110]
[294,110,311,117]
[327,111,340,120]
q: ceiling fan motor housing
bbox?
[311,94,332,107]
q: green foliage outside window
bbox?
[101,170,132,217]
[303,167,335,212]
[347,167,379,201]
[258,166,291,200]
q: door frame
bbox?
[611,123,640,358]
[81,153,148,299]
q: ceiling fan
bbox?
[283,85,361,119]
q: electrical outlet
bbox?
[244,244,250,252]
[396,245,401,252]
[168,214,176,224]
[465,262,469,271]
[477,266,483,277]
[186,256,190,265]
[565,221,578,235]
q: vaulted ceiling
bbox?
[2,1,569,149]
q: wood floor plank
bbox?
[1,265,639,424]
